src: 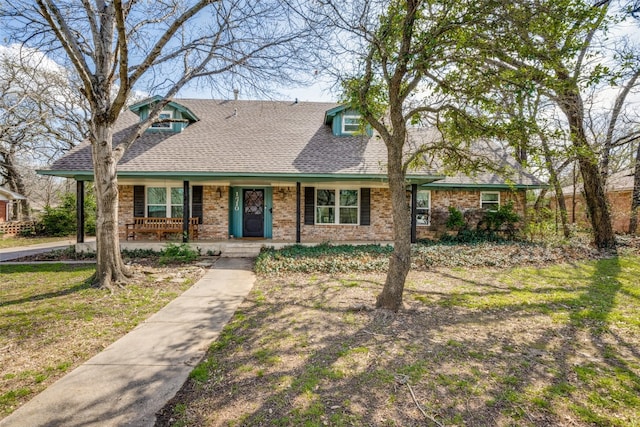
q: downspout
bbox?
[76,180,85,244]
[183,181,190,243]
[411,184,417,244]
[296,182,301,243]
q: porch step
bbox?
[221,243,262,258]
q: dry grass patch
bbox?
[158,255,640,426]
[0,236,73,249]
[0,262,204,417]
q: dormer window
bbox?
[342,115,361,134]
[151,110,173,129]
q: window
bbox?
[316,189,359,224]
[480,192,500,211]
[147,187,184,217]
[342,115,361,134]
[416,190,431,226]
[151,110,172,128]
[316,189,335,224]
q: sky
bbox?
[176,72,341,103]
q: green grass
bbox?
[160,253,640,426]
[0,236,73,249]
[0,263,197,417]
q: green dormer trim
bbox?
[129,95,199,132]
[324,104,373,137]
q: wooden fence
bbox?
[0,221,37,236]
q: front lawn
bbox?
[0,263,204,417]
[159,254,640,426]
[0,236,74,250]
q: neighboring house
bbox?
[552,169,636,234]
[40,97,544,243]
[0,186,26,223]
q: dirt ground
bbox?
[156,255,640,426]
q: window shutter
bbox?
[192,186,203,224]
[133,186,145,217]
[304,187,315,225]
[360,188,371,226]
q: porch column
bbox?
[410,183,417,244]
[182,181,190,243]
[76,180,85,244]
[296,182,301,243]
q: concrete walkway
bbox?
[0,238,94,262]
[0,257,256,427]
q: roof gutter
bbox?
[36,169,446,185]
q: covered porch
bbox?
[70,175,442,250]
[75,238,394,258]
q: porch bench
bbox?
[126,217,199,240]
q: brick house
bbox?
[552,169,636,234]
[0,186,26,223]
[42,97,543,244]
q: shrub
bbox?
[445,206,465,230]
[255,244,392,274]
[441,202,521,243]
[159,243,199,265]
[479,201,520,239]
[18,226,36,237]
[39,190,97,237]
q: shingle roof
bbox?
[0,186,26,200]
[558,168,635,195]
[44,98,543,187]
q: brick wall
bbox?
[119,185,133,239]
[272,186,296,240]
[200,186,229,239]
[119,184,529,241]
[0,201,6,222]
[609,190,632,233]
[417,189,527,239]
[118,184,230,240]
[299,187,394,242]
[554,190,633,234]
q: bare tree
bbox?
[1,0,315,288]
[0,45,87,218]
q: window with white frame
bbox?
[151,110,172,128]
[147,187,184,217]
[342,115,361,134]
[416,190,431,226]
[316,189,359,224]
[480,192,500,211]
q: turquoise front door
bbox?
[243,189,264,237]
[229,187,272,238]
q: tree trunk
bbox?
[553,181,571,239]
[629,142,640,234]
[577,155,615,248]
[559,92,615,249]
[376,138,411,312]
[533,188,547,212]
[91,123,130,289]
[4,154,31,220]
[540,136,570,238]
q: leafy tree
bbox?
[1,0,316,288]
[329,0,494,311]
[437,0,640,249]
